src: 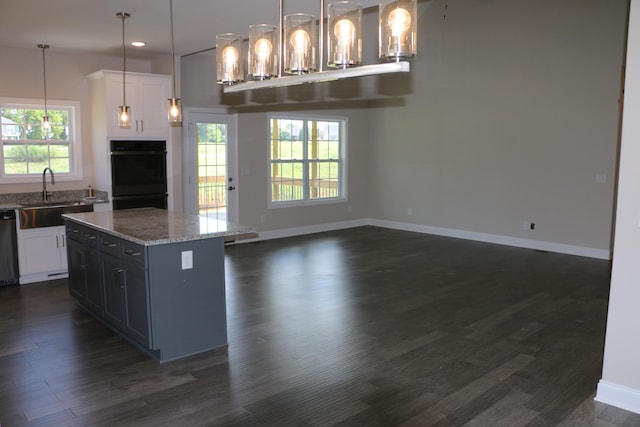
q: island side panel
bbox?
[147,237,227,362]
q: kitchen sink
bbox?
[19,201,94,229]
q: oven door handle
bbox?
[111,150,166,156]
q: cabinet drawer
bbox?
[98,233,121,258]
[120,241,146,267]
[66,222,98,247]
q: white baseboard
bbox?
[369,219,611,260]
[238,218,369,243]
[20,271,68,285]
[234,217,610,260]
[596,380,640,414]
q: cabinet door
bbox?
[18,226,66,275]
[83,247,103,314]
[123,262,151,348]
[139,77,169,136]
[67,238,87,301]
[105,76,139,137]
[101,253,125,329]
[67,239,102,315]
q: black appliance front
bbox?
[110,140,168,210]
[112,194,168,210]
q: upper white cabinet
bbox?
[88,70,171,139]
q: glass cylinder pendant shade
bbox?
[42,116,51,132]
[118,105,131,129]
[168,98,182,126]
[379,0,417,62]
[328,2,362,69]
[216,33,245,85]
[248,24,278,80]
[284,14,317,75]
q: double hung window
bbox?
[270,116,346,206]
[0,98,82,182]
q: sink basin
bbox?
[19,201,93,229]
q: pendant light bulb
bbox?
[38,44,51,136]
[167,0,182,126]
[168,97,182,126]
[117,12,131,129]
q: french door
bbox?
[183,110,238,223]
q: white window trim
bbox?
[267,113,348,209]
[0,97,83,184]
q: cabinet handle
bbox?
[115,268,125,289]
[124,249,141,257]
[83,233,96,240]
[56,235,59,248]
[141,120,144,132]
[61,235,65,248]
[103,241,117,248]
[136,120,139,132]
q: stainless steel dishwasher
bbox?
[0,209,19,285]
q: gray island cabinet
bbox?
[63,208,256,363]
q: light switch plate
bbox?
[181,250,193,270]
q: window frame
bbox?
[268,113,347,209]
[0,97,83,184]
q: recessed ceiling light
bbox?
[131,41,146,47]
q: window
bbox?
[0,98,82,182]
[270,116,346,206]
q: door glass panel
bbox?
[197,123,228,221]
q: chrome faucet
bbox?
[42,167,55,201]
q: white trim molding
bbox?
[369,219,611,260]
[235,217,611,260]
[596,380,640,415]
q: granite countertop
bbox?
[63,207,257,246]
[0,189,109,210]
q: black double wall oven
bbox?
[110,140,168,210]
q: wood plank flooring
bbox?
[1,226,640,426]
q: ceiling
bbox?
[0,0,381,59]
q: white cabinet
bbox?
[18,226,68,284]
[88,70,174,211]
[88,70,171,139]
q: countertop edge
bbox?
[62,212,257,246]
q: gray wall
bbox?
[366,0,627,252]
[181,0,627,254]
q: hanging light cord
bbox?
[119,12,128,106]
[39,44,49,117]
[170,0,177,99]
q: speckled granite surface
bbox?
[63,208,257,246]
[0,190,108,210]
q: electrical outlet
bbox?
[524,221,535,230]
[596,174,607,184]
[407,208,413,216]
[181,250,193,270]
[260,214,266,223]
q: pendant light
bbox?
[117,12,131,129]
[167,0,182,126]
[221,0,416,93]
[37,44,51,134]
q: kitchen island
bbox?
[63,208,256,363]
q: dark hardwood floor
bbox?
[1,226,639,426]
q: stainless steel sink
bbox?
[19,201,94,229]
